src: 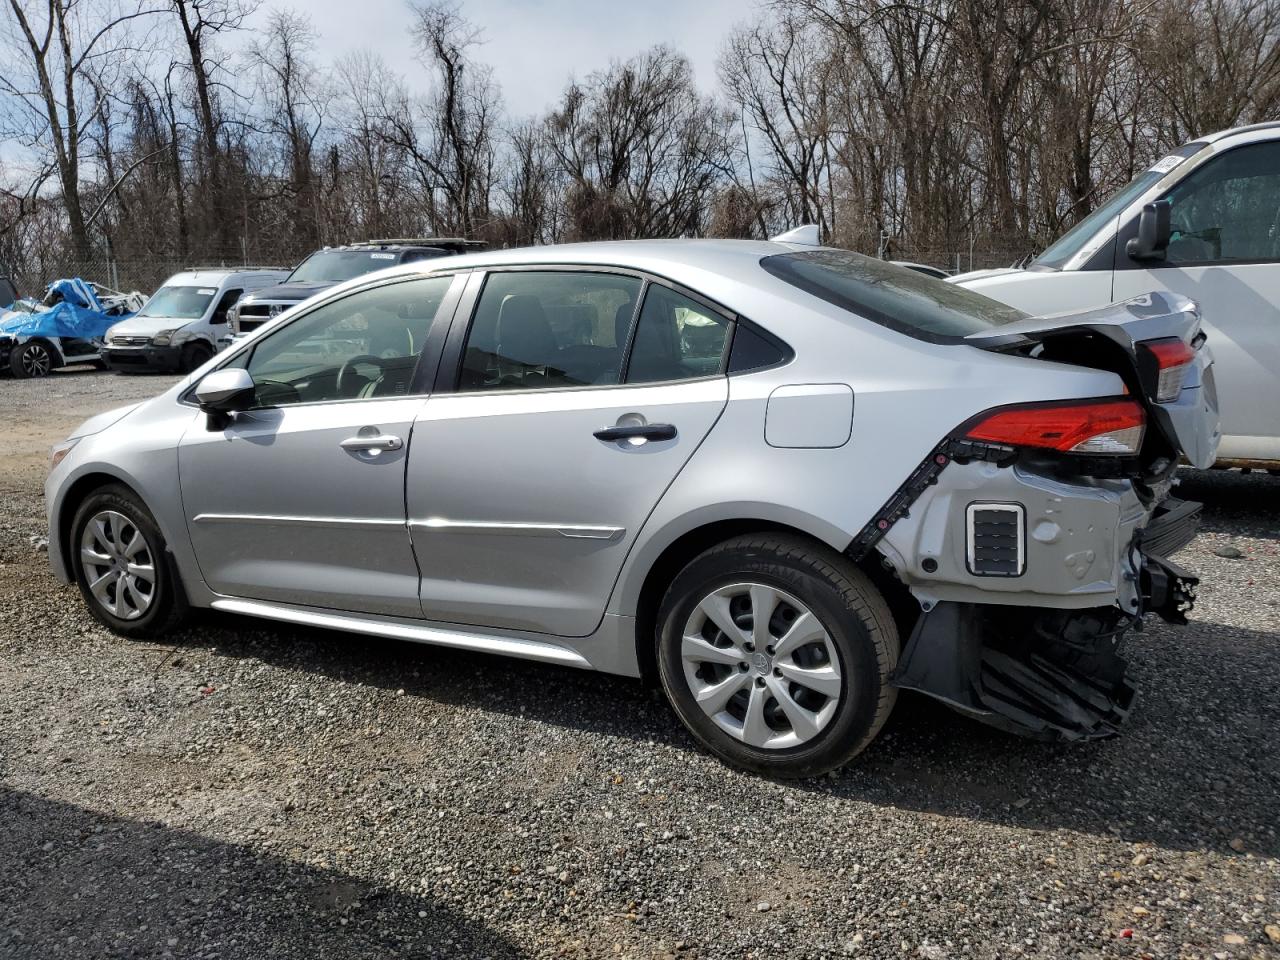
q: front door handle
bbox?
[340,433,403,453]
[593,423,677,443]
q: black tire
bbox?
[10,340,57,378]
[181,341,214,373]
[70,484,189,639]
[657,534,899,778]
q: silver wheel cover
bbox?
[80,510,157,620]
[681,582,843,750]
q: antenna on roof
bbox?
[770,224,822,246]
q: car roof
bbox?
[1198,120,1280,143]
[164,268,287,285]
[320,238,485,254]
[416,238,810,281]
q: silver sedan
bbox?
[46,240,1219,776]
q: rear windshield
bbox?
[288,249,404,283]
[137,285,218,320]
[760,250,1027,342]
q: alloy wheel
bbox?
[21,345,51,377]
[79,510,156,620]
[680,582,843,749]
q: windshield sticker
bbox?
[370,253,396,260]
[197,288,216,295]
[1149,155,1185,175]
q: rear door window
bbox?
[458,271,643,391]
[624,284,731,384]
[761,250,1027,342]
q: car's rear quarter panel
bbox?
[607,271,1129,620]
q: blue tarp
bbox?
[0,278,135,341]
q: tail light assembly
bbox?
[964,398,1146,456]
[1139,337,1196,403]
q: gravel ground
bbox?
[1,368,1277,960]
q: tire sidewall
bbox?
[70,486,177,636]
[657,546,887,777]
[12,341,55,378]
[182,342,213,373]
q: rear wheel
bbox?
[70,485,188,638]
[10,340,56,378]
[657,535,899,778]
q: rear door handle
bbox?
[340,433,403,453]
[593,423,677,443]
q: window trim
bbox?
[179,271,467,411]
[436,263,749,397]
[1117,140,1280,270]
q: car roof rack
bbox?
[349,238,487,249]
[182,265,290,272]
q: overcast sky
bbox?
[246,0,757,116]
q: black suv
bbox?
[229,239,485,335]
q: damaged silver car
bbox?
[45,241,1219,777]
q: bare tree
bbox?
[547,46,735,240]
[0,0,161,258]
[245,9,327,248]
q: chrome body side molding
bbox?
[410,517,624,540]
[192,513,623,540]
[209,597,593,668]
[193,513,405,530]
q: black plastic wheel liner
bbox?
[890,602,1138,742]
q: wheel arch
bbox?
[14,336,63,373]
[626,516,859,686]
[52,470,146,581]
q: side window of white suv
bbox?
[1164,142,1280,264]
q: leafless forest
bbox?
[2,0,1280,292]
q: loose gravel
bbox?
[1,369,1277,959]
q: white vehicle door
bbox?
[178,274,460,617]
[1112,139,1280,462]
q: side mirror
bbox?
[194,367,255,429]
[1126,199,1171,261]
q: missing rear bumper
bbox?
[890,602,1137,741]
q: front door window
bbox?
[242,276,452,405]
[1165,142,1280,264]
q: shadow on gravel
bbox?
[1177,468,1280,539]
[0,787,520,959]
[178,605,1280,859]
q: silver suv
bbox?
[46,240,1219,777]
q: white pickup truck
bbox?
[954,122,1280,471]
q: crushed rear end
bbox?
[863,291,1220,740]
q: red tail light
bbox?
[966,399,1146,455]
[1140,337,1196,403]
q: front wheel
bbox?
[10,340,56,378]
[180,341,214,373]
[657,535,899,778]
[70,484,189,638]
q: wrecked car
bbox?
[45,240,1219,777]
[0,278,144,378]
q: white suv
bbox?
[953,121,1280,470]
[101,267,288,374]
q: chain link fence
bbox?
[3,242,1040,301]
